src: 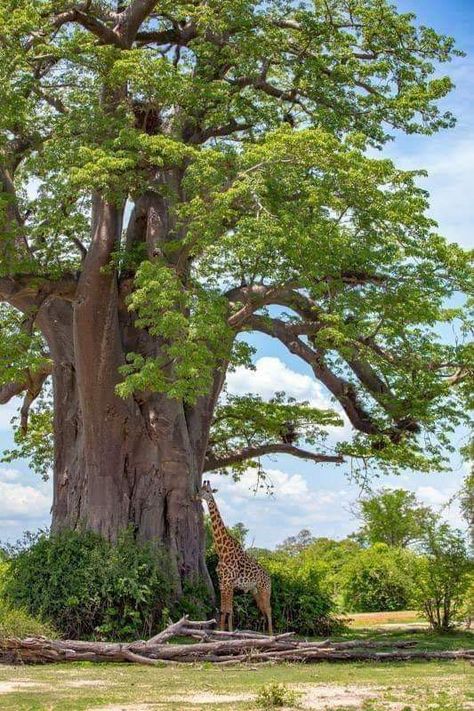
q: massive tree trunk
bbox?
[51,373,210,591]
[32,195,215,593]
[44,298,211,591]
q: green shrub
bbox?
[340,544,417,612]
[414,523,472,631]
[0,560,57,639]
[458,575,474,627]
[172,579,214,621]
[0,601,57,639]
[3,528,174,640]
[256,683,301,708]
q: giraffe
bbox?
[198,480,273,634]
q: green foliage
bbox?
[0,305,48,383]
[457,574,474,627]
[256,683,301,709]
[118,262,233,403]
[276,529,316,556]
[294,536,362,605]
[352,488,436,548]
[209,391,342,480]
[340,543,418,612]
[1,391,54,480]
[0,0,472,479]
[171,579,214,622]
[414,523,472,631]
[3,529,174,640]
[0,600,57,640]
[267,557,344,636]
[0,560,57,639]
[460,466,474,553]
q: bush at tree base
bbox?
[2,528,203,640]
[0,559,58,639]
[2,528,341,639]
[9,524,471,637]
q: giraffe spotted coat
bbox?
[199,480,273,634]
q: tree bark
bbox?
[2,621,473,665]
[34,258,213,594]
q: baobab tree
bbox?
[0,0,472,591]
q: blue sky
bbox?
[0,0,472,548]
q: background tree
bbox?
[0,0,472,591]
[414,522,471,631]
[352,488,436,548]
[339,543,418,612]
[276,529,316,556]
[460,466,474,554]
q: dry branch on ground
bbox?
[1,616,474,666]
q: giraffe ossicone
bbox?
[199,480,273,635]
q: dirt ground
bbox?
[0,661,473,710]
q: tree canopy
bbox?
[0,0,472,486]
[351,488,436,548]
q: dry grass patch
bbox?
[347,611,423,629]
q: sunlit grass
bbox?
[0,625,472,710]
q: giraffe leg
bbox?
[254,588,273,635]
[219,586,233,632]
[265,591,273,636]
[226,588,234,632]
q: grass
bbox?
[0,601,57,640]
[347,610,423,628]
[328,627,474,651]
[0,621,472,710]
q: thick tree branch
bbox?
[228,284,418,435]
[226,275,385,330]
[246,314,380,437]
[73,196,126,418]
[19,366,51,434]
[186,362,230,473]
[188,120,254,145]
[0,274,78,311]
[226,283,303,328]
[247,314,422,443]
[0,362,52,433]
[342,353,418,434]
[81,195,122,280]
[51,9,124,47]
[204,443,343,472]
[119,0,161,44]
[0,381,27,405]
[135,21,197,47]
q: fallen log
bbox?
[1,618,473,666]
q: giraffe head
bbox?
[198,480,218,502]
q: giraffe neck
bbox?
[207,496,233,558]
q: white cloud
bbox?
[227,356,332,409]
[0,481,51,521]
[206,467,355,547]
[415,485,464,529]
[416,485,453,507]
[394,139,474,249]
[0,468,21,482]
[226,356,352,444]
[216,467,311,502]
